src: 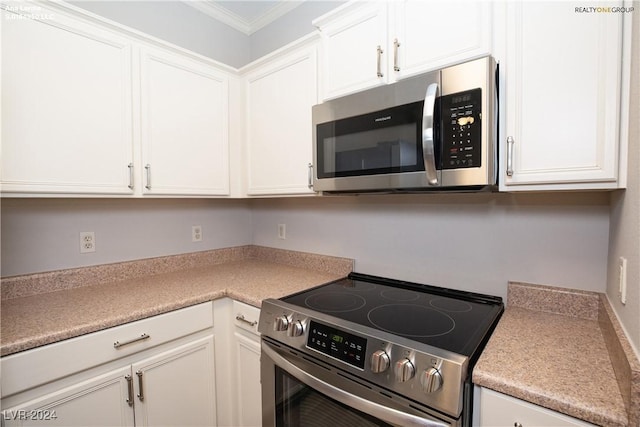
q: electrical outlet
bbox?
[192,225,202,242]
[619,257,627,305]
[80,232,95,253]
[278,224,286,240]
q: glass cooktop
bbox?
[281,272,504,357]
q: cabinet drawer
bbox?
[479,388,595,426]
[1,302,213,397]
[233,300,260,335]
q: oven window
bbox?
[275,367,391,427]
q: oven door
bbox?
[261,339,457,427]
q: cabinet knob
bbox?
[514,423,523,427]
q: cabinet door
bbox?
[1,7,134,195]
[392,0,491,79]
[140,48,230,196]
[245,43,318,195]
[1,367,134,427]
[234,332,261,427]
[315,2,388,99]
[479,388,595,426]
[131,336,216,427]
[501,1,623,190]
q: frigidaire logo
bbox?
[375,116,392,122]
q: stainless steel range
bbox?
[259,273,504,427]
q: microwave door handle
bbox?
[262,342,447,427]
[422,83,439,186]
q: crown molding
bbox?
[182,1,304,35]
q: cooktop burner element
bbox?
[368,304,455,338]
[281,273,501,357]
[304,292,366,312]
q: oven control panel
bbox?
[307,321,367,369]
[259,302,469,418]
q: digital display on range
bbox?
[307,321,367,369]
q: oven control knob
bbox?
[420,367,443,393]
[273,315,290,332]
[394,358,415,382]
[370,350,390,373]
[287,320,304,337]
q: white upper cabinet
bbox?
[140,48,230,196]
[498,1,628,190]
[1,6,135,195]
[391,0,492,80]
[314,2,388,99]
[0,2,233,197]
[314,0,492,100]
[244,37,318,196]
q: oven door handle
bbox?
[262,342,448,427]
[422,82,440,186]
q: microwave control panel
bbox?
[441,88,482,169]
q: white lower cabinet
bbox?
[212,298,261,427]
[232,301,262,427]
[1,367,135,427]
[478,387,596,427]
[1,303,217,427]
[131,337,216,426]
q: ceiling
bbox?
[183,1,305,35]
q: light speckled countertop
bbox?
[1,246,353,356]
[473,282,640,427]
[4,253,639,427]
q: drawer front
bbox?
[232,300,260,335]
[479,388,595,427]
[1,302,213,397]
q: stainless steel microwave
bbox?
[312,56,497,193]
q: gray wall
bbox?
[248,1,345,62]
[0,199,252,276]
[607,6,640,356]
[250,193,611,301]
[70,1,251,67]
[1,193,611,304]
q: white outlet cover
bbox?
[79,232,95,253]
[192,225,202,242]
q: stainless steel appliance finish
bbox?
[259,273,503,427]
[312,56,497,193]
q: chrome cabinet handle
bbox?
[422,83,440,186]
[376,45,384,78]
[145,164,151,190]
[307,163,314,189]
[262,342,446,427]
[506,136,515,177]
[393,39,401,72]
[114,333,150,349]
[125,374,134,406]
[236,314,258,327]
[514,423,523,427]
[136,370,144,401]
[128,163,134,190]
